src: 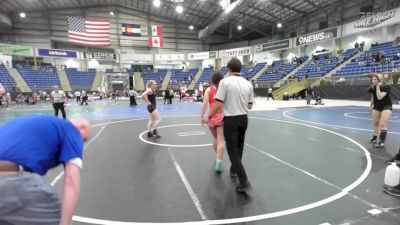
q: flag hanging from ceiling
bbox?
[148,25,162,36]
[122,23,141,37]
[148,36,163,48]
[67,17,110,46]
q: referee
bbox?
[129,88,137,107]
[210,58,254,193]
[0,115,91,225]
[51,85,67,119]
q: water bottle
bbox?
[384,163,400,187]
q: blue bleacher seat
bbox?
[0,65,15,90]
[16,65,60,91]
[257,57,308,82]
[65,68,96,91]
[334,42,400,77]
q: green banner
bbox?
[209,51,217,59]
[255,40,290,53]
[0,43,33,56]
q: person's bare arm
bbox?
[141,89,152,105]
[376,83,387,100]
[369,95,374,111]
[209,101,222,118]
[200,88,210,123]
[59,163,81,225]
[248,85,254,110]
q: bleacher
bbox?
[295,56,340,79]
[0,65,15,90]
[246,63,266,80]
[220,67,227,76]
[197,68,214,84]
[342,48,357,60]
[241,66,251,80]
[16,65,60,91]
[257,60,301,82]
[142,69,167,85]
[170,68,198,85]
[334,42,400,76]
[65,68,96,91]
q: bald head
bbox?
[69,118,91,142]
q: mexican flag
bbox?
[148,36,164,48]
[148,25,162,36]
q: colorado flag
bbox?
[122,23,141,37]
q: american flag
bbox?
[67,17,110,46]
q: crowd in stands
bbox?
[335,39,400,77]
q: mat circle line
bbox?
[344,112,400,122]
[139,124,212,148]
[65,116,372,225]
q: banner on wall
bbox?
[84,52,116,61]
[255,40,290,53]
[0,43,33,56]
[188,51,218,60]
[155,54,184,61]
[38,48,77,58]
[120,53,153,62]
[343,8,400,35]
[296,28,338,46]
[219,47,251,58]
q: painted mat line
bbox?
[58,116,372,225]
[50,124,108,187]
[344,112,400,123]
[283,108,400,135]
[168,148,207,220]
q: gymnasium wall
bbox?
[1,6,208,53]
[315,85,400,101]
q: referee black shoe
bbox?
[386,153,400,165]
[236,181,251,193]
[147,132,154,138]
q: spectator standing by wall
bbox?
[267,87,274,101]
[129,88,137,107]
[355,41,360,51]
[360,41,365,52]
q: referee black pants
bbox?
[130,96,137,106]
[53,103,66,119]
[224,115,248,184]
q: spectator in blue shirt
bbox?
[0,115,91,225]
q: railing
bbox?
[319,74,371,86]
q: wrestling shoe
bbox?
[214,161,222,174]
[374,142,385,148]
[153,129,161,139]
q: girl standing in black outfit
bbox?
[369,73,392,148]
[142,80,161,138]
